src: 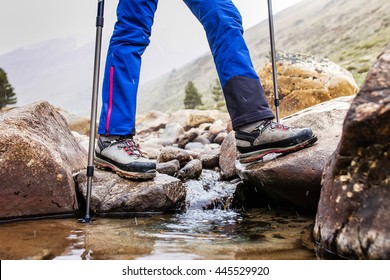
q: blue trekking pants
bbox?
[98,0,274,136]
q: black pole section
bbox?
[267,0,280,123]
[79,0,105,223]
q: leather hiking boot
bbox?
[235,119,317,164]
[95,135,156,180]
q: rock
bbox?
[135,110,169,134]
[259,53,359,118]
[177,128,199,148]
[157,146,192,167]
[313,45,390,259]
[156,160,180,176]
[209,119,227,135]
[159,122,184,144]
[141,147,161,160]
[219,131,238,180]
[0,101,87,219]
[237,96,354,210]
[184,142,205,152]
[76,170,185,213]
[193,135,211,145]
[200,152,220,169]
[177,159,203,180]
[71,131,89,153]
[198,122,212,132]
[138,138,163,160]
[201,131,215,143]
[214,131,228,144]
[56,108,90,136]
[169,109,222,130]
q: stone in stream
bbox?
[156,159,180,176]
[157,146,192,167]
[177,159,203,180]
[235,96,354,211]
[76,170,186,213]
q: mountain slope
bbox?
[138,0,390,113]
[1,0,389,116]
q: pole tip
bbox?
[77,216,94,224]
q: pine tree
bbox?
[184,80,203,109]
[0,68,17,109]
[211,78,225,109]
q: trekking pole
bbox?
[267,0,280,123]
[79,0,105,223]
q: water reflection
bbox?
[0,208,316,260]
[0,171,317,260]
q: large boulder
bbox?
[313,45,390,259]
[259,53,359,118]
[76,170,186,213]
[237,96,354,210]
[0,102,87,220]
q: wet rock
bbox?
[259,53,359,118]
[157,146,192,167]
[238,96,354,210]
[156,160,180,176]
[200,152,220,169]
[0,101,86,219]
[313,44,390,259]
[76,170,185,213]
[219,131,238,180]
[184,170,238,210]
[177,159,203,180]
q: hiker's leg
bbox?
[95,0,158,180]
[183,0,274,130]
[98,0,159,136]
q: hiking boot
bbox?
[94,135,156,180]
[235,119,317,164]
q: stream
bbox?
[0,171,317,260]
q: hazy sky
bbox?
[0,0,303,55]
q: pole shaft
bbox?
[267,0,280,123]
[85,0,105,221]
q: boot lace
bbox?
[269,121,290,131]
[257,120,290,132]
[113,138,145,158]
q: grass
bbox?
[329,23,390,86]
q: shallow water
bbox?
[0,170,317,260]
[0,208,316,260]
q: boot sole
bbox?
[238,135,318,164]
[94,157,156,180]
